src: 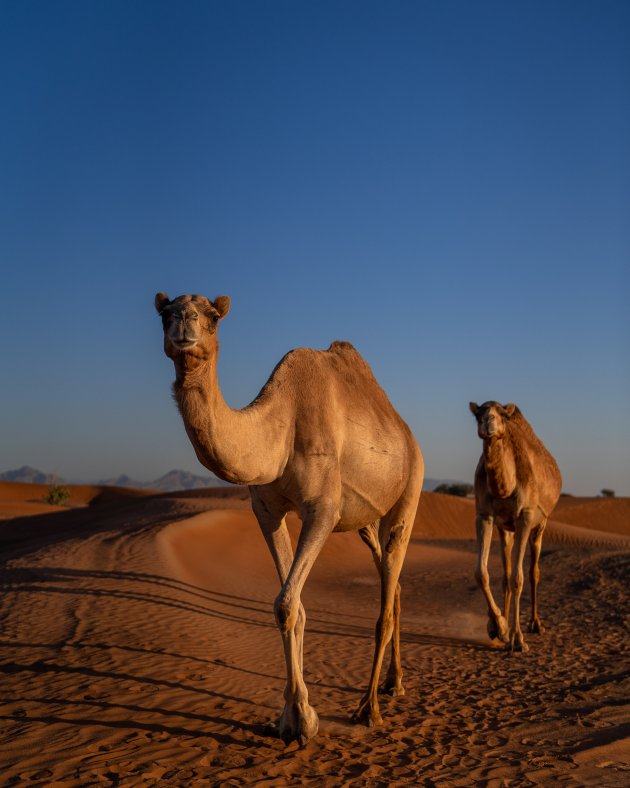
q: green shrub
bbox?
[600,489,615,498]
[46,484,70,506]
[434,483,473,497]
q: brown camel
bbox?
[469,401,562,652]
[155,292,424,745]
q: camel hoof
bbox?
[487,615,509,642]
[352,712,380,728]
[351,701,383,728]
[506,635,529,653]
[277,702,319,746]
[383,684,405,698]
[280,728,293,745]
[381,678,405,697]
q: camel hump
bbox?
[327,340,372,371]
[328,340,357,353]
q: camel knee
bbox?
[274,592,299,634]
[475,567,490,590]
[385,520,409,554]
[376,608,395,643]
[510,571,524,595]
[393,584,401,614]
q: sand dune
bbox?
[553,495,630,536]
[0,483,628,785]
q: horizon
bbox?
[0,464,476,496]
[1,1,629,496]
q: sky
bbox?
[1,0,629,496]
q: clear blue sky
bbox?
[1,1,629,495]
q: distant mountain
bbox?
[98,474,145,488]
[98,469,228,492]
[0,466,63,485]
[143,469,227,492]
[0,466,226,492]
[1,467,464,495]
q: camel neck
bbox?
[172,349,289,486]
[483,435,516,499]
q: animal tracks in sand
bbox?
[0,490,628,785]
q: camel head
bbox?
[155,292,230,364]
[469,401,516,440]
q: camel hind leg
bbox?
[352,489,419,728]
[359,523,404,697]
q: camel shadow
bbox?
[0,648,276,748]
[0,557,498,751]
[0,565,385,637]
[0,498,194,557]
[0,566,493,650]
[0,563,494,655]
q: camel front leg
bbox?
[475,515,508,642]
[508,511,535,652]
[272,498,337,746]
[528,521,546,634]
[353,501,415,728]
[250,494,308,735]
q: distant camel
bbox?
[155,292,424,745]
[469,401,562,652]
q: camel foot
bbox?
[528,618,545,634]
[276,702,319,747]
[506,633,529,653]
[381,682,405,698]
[351,695,383,728]
[487,615,509,642]
[381,671,405,697]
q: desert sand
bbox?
[0,482,628,786]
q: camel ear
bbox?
[469,402,479,417]
[503,403,516,418]
[212,295,231,320]
[155,292,170,314]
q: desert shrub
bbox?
[434,483,473,497]
[600,489,615,498]
[46,484,70,506]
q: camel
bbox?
[469,401,562,652]
[155,292,424,745]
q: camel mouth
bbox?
[173,339,198,351]
[480,425,499,439]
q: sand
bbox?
[0,482,628,786]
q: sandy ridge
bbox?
[0,487,628,785]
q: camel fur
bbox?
[155,292,424,745]
[469,401,562,652]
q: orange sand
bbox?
[0,482,628,785]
